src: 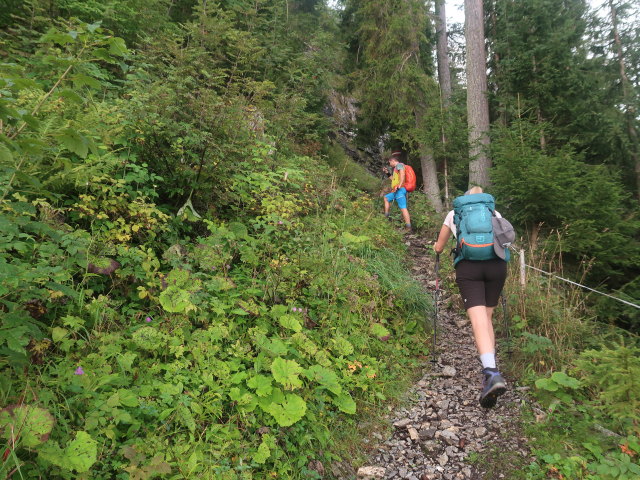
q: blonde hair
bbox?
[466,186,483,195]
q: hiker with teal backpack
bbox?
[433,186,515,408]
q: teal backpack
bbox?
[453,193,510,265]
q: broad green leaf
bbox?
[535,377,559,392]
[92,48,116,63]
[263,337,288,356]
[56,89,83,103]
[305,365,342,395]
[51,327,68,342]
[62,315,85,330]
[253,439,270,464]
[0,405,55,447]
[230,371,248,384]
[20,114,40,131]
[87,22,101,33]
[108,37,128,56]
[265,393,307,427]
[9,78,39,90]
[166,269,190,288]
[57,128,88,158]
[333,392,357,414]
[247,374,273,397]
[40,30,76,45]
[228,222,248,238]
[106,392,121,408]
[278,314,302,333]
[550,371,581,389]
[0,143,13,163]
[208,276,235,291]
[258,387,285,411]
[271,357,303,390]
[71,74,102,89]
[64,431,97,473]
[159,286,193,313]
[118,389,139,407]
[228,388,258,412]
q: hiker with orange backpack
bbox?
[382,152,416,232]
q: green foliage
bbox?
[576,344,640,427]
[491,119,640,289]
[322,141,381,193]
[504,251,640,480]
[0,4,438,477]
[39,430,98,474]
[0,404,55,448]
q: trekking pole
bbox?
[501,292,512,356]
[432,248,440,363]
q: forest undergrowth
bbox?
[1,2,639,479]
[493,250,640,479]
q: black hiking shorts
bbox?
[455,259,507,309]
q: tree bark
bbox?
[435,0,451,207]
[435,0,452,107]
[465,0,491,188]
[609,0,640,201]
[414,106,443,212]
[420,149,444,212]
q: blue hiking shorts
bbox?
[384,188,408,209]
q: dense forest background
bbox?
[0,0,638,479]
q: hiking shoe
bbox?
[404,224,413,233]
[480,368,506,408]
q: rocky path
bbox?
[357,233,532,480]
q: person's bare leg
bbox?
[486,306,496,349]
[400,208,411,226]
[470,304,506,407]
[466,305,495,355]
[384,198,391,216]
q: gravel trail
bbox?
[355,233,533,480]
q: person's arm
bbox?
[398,168,406,189]
[434,224,452,254]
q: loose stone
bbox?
[356,466,385,479]
[393,418,412,428]
[442,366,457,377]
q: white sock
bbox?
[480,352,496,369]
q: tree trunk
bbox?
[609,0,640,201]
[435,0,452,107]
[465,0,491,188]
[420,149,444,212]
[487,2,506,126]
[414,106,443,212]
[435,0,451,207]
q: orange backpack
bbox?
[403,165,416,192]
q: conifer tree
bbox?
[608,0,640,200]
[344,0,443,211]
[435,0,453,203]
[465,0,491,187]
